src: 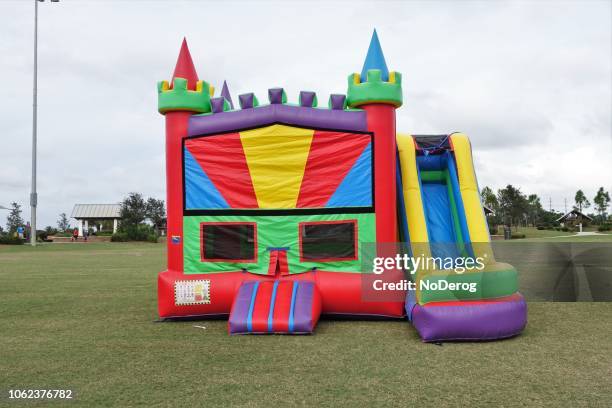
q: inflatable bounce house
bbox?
[156,31,527,341]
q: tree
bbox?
[480,186,499,211]
[57,213,70,231]
[526,194,544,226]
[115,192,159,242]
[497,185,528,230]
[538,209,562,228]
[119,192,147,228]
[480,186,501,232]
[593,187,610,223]
[6,202,24,233]
[574,190,590,213]
[146,198,166,234]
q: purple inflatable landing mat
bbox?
[410,293,527,342]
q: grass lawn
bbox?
[511,226,572,239]
[1,243,611,407]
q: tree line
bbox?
[481,185,611,232]
[1,193,166,244]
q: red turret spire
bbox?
[171,38,199,90]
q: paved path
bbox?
[550,231,605,238]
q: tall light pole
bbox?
[31,0,59,246]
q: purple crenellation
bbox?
[330,94,346,110]
[210,97,226,113]
[188,104,367,136]
[299,91,316,107]
[238,93,255,109]
[268,88,284,104]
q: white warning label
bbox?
[174,280,211,306]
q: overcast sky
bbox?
[1,0,611,228]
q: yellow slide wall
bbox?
[449,133,494,262]
[396,134,430,258]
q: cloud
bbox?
[0,0,610,228]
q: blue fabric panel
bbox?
[416,154,446,171]
[246,281,260,333]
[184,147,229,209]
[446,152,473,257]
[421,182,461,259]
[326,142,372,207]
[405,289,417,322]
[288,282,299,333]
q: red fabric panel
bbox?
[310,270,405,317]
[158,270,245,319]
[267,251,278,276]
[278,251,290,275]
[251,282,274,332]
[165,112,191,273]
[185,133,258,208]
[157,270,405,321]
[310,284,322,329]
[272,281,294,332]
[297,131,371,208]
[364,105,397,243]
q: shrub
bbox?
[125,224,155,241]
[510,233,526,239]
[536,225,545,230]
[111,232,129,242]
[561,227,569,232]
[598,224,611,232]
[112,224,159,243]
[0,235,24,245]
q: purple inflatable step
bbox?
[409,293,527,342]
[229,280,321,335]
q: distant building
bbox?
[71,204,121,236]
[483,205,495,216]
[556,209,593,228]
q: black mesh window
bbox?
[300,221,357,261]
[201,223,256,262]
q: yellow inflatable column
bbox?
[396,134,430,258]
[449,133,494,262]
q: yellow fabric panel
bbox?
[450,133,494,262]
[240,125,314,208]
[397,134,430,258]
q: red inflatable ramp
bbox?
[228,280,321,334]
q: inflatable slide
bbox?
[398,133,527,341]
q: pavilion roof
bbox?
[556,209,593,222]
[71,204,121,219]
